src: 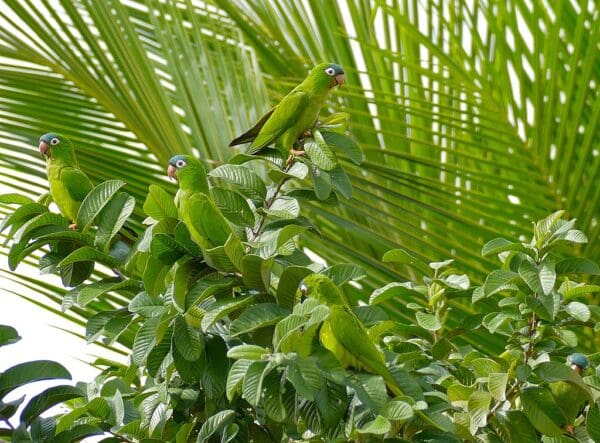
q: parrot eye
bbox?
[176,159,186,168]
[324,67,336,76]
[50,138,60,145]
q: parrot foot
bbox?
[302,130,312,138]
[565,425,575,435]
[69,223,78,231]
[286,149,306,167]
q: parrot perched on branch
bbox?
[549,353,590,434]
[38,133,93,230]
[300,273,403,397]
[229,62,345,162]
[167,155,233,250]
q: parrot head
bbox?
[568,353,590,374]
[299,273,347,306]
[167,154,209,193]
[167,154,196,181]
[38,133,73,159]
[309,63,345,90]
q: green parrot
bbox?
[300,273,403,397]
[229,62,345,161]
[39,133,93,230]
[167,155,233,250]
[549,353,590,434]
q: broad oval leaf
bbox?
[520,386,565,437]
[173,316,204,361]
[20,385,84,425]
[76,180,125,231]
[0,361,71,398]
[321,130,363,164]
[196,410,235,443]
[229,303,289,337]
[143,185,177,221]
[357,415,391,435]
[209,164,266,202]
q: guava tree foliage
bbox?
[1,117,600,441]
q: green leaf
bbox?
[535,361,592,401]
[196,410,235,442]
[242,360,270,406]
[323,263,366,286]
[226,359,252,401]
[0,193,35,205]
[209,164,266,202]
[520,386,566,437]
[308,164,332,200]
[0,203,47,234]
[381,400,414,421]
[210,187,254,226]
[59,246,118,268]
[20,385,83,425]
[77,278,139,307]
[500,410,538,443]
[483,270,520,297]
[305,130,338,171]
[415,312,441,331]
[468,390,492,432]
[275,266,313,309]
[518,260,544,294]
[173,316,204,361]
[76,180,125,231]
[150,233,186,264]
[321,130,363,164]
[0,361,71,398]
[488,373,508,401]
[555,258,600,275]
[229,303,289,336]
[143,185,177,221]
[132,316,161,366]
[565,301,591,322]
[201,296,255,332]
[227,344,267,361]
[369,281,422,305]
[129,291,167,317]
[587,404,600,442]
[0,325,20,347]
[382,249,431,275]
[357,415,391,435]
[563,284,600,298]
[95,192,135,250]
[481,237,528,256]
[265,196,300,219]
[287,357,322,401]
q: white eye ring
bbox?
[50,138,60,145]
[176,160,186,168]
[325,67,335,76]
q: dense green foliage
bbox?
[1,123,599,441]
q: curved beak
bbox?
[39,141,50,157]
[167,164,177,181]
[334,73,345,87]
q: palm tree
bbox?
[0,0,597,354]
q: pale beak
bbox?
[39,141,50,157]
[335,73,345,87]
[167,164,177,180]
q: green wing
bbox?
[248,90,310,152]
[60,167,94,203]
[229,108,275,146]
[186,192,233,249]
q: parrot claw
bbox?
[286,149,306,167]
[302,130,312,138]
[69,223,78,231]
